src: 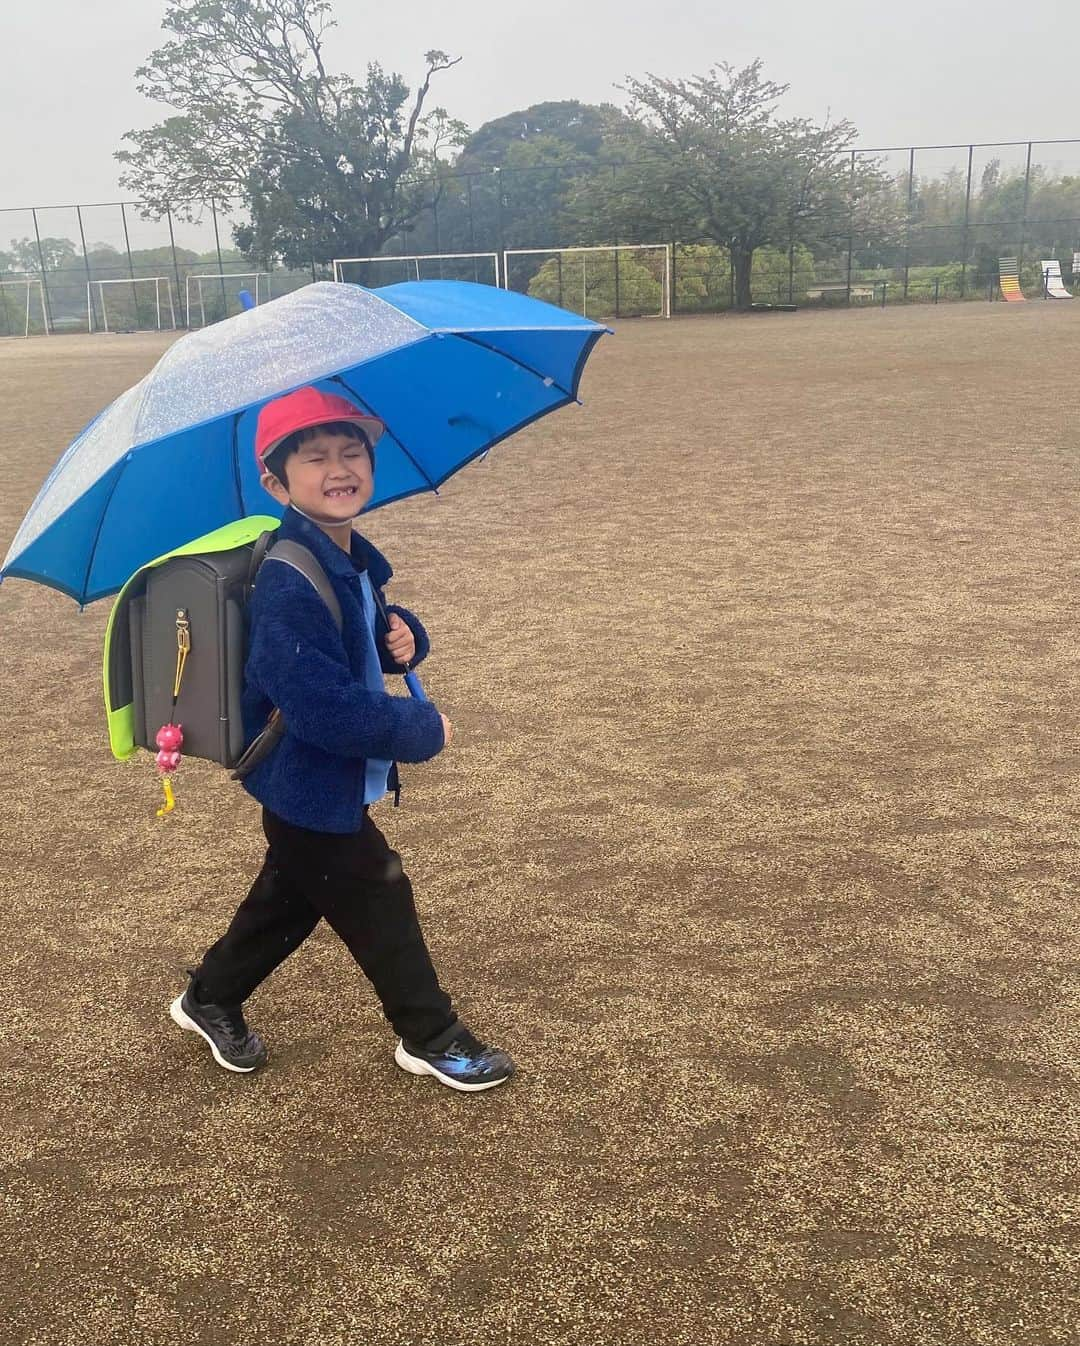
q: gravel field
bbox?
[0,300,1076,1346]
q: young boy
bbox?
[169,386,515,1092]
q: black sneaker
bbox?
[394,1026,515,1092]
[169,977,268,1074]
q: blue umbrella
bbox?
[0,280,608,606]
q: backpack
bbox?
[103,516,342,779]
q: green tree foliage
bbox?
[115,0,465,267]
[3,237,78,272]
[672,243,815,310]
[460,101,619,168]
[905,158,1080,288]
[396,101,634,259]
[568,62,897,309]
[525,249,663,319]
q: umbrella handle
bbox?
[369,582,429,702]
[403,670,428,702]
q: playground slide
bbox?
[998,258,1025,302]
[1041,260,1074,299]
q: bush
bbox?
[527,251,663,317]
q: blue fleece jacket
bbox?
[240,506,445,833]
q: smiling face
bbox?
[260,424,375,533]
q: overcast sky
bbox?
[2,0,1076,209]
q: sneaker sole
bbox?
[169,995,263,1074]
[393,1039,511,1092]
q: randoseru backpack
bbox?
[103,516,341,780]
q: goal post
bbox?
[0,277,50,337]
[333,252,500,288]
[185,271,271,327]
[90,277,177,333]
[502,244,672,319]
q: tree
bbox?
[571,62,894,309]
[399,101,636,260]
[460,100,624,168]
[4,236,78,274]
[115,0,465,268]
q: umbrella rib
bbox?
[330,374,441,494]
[79,461,127,605]
[448,332,574,400]
[230,414,245,514]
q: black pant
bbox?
[196,808,457,1047]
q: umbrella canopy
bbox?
[1,280,607,604]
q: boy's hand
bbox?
[439,714,453,747]
[384,613,416,666]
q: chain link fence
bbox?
[3,138,1079,332]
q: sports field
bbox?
[0,302,1076,1346]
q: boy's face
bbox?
[261,427,374,525]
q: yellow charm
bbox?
[157,776,176,818]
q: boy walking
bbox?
[169,386,514,1092]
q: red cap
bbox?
[255,387,384,470]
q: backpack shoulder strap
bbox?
[260,539,343,633]
[232,539,344,782]
[246,528,276,598]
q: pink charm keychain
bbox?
[155,722,184,817]
[156,609,191,817]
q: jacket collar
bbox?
[277,506,393,587]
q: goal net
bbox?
[503,244,672,319]
[0,278,50,337]
[333,252,500,288]
[91,278,177,333]
[185,272,270,327]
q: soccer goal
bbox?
[185,271,271,327]
[502,244,672,319]
[90,277,177,333]
[333,252,500,288]
[0,277,50,337]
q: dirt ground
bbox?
[0,302,1076,1346]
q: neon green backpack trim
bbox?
[102,515,280,761]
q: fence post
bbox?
[466,173,477,280]
[30,208,55,333]
[670,236,678,316]
[1019,142,1033,281]
[119,201,143,327]
[165,206,183,327]
[76,205,94,332]
[903,146,915,301]
[210,198,228,317]
[960,144,973,298]
[494,168,504,288]
[788,230,795,304]
[845,150,855,306]
[432,178,442,277]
